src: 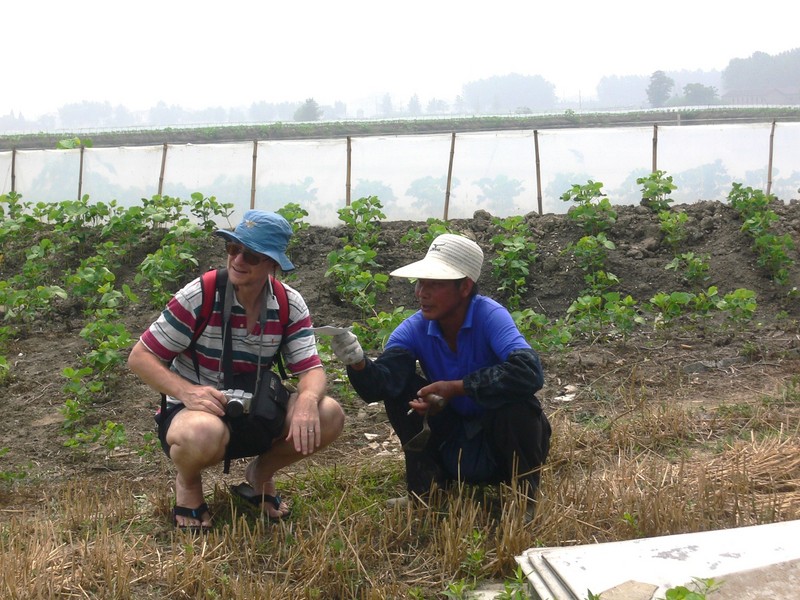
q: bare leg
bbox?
[167,410,228,527]
[245,395,344,518]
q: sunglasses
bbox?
[225,242,266,266]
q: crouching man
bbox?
[330,234,550,512]
[128,210,345,530]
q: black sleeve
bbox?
[346,347,422,403]
[462,348,544,410]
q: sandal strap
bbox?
[173,502,210,520]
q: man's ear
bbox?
[460,278,474,297]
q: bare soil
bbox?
[3,200,800,515]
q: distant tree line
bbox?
[1,49,797,133]
[646,48,800,108]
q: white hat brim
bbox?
[389,258,467,280]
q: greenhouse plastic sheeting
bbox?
[2,122,798,225]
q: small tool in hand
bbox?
[402,394,444,452]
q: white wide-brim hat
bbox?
[390,233,483,282]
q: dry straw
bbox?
[3,381,800,597]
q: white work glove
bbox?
[330,331,364,366]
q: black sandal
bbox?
[230,483,292,521]
[172,502,212,532]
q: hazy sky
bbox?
[5,0,798,118]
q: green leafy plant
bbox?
[400,217,452,250]
[638,170,677,211]
[0,191,29,220]
[59,399,86,431]
[661,577,721,600]
[140,194,189,229]
[719,288,757,323]
[352,307,415,352]
[443,578,474,599]
[277,202,310,233]
[752,231,795,285]
[0,355,8,386]
[0,281,68,329]
[135,242,200,307]
[188,191,234,231]
[691,286,723,316]
[727,183,795,286]
[568,233,618,294]
[64,421,127,450]
[659,209,688,248]
[495,565,531,599]
[622,511,644,537]
[325,245,388,317]
[460,529,487,583]
[61,366,104,401]
[0,447,27,482]
[570,233,615,274]
[80,315,135,373]
[740,207,778,238]
[649,291,696,325]
[65,262,117,301]
[727,182,772,220]
[603,292,645,333]
[491,216,537,310]
[326,196,390,317]
[336,196,386,249]
[666,252,711,286]
[513,309,573,352]
[566,291,643,336]
[277,201,311,258]
[561,180,617,234]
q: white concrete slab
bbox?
[517,520,800,600]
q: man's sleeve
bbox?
[346,347,420,403]
[463,348,544,410]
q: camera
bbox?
[223,389,253,418]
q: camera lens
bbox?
[226,399,244,418]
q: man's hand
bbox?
[330,331,364,366]
[182,385,227,416]
[286,391,321,455]
[408,381,464,416]
[408,393,447,416]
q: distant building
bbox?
[721,88,800,105]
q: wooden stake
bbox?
[250,140,258,209]
[767,121,776,197]
[346,136,352,206]
[534,130,542,215]
[158,143,168,196]
[444,132,456,221]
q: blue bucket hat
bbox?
[214,210,295,271]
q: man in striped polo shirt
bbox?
[128,210,344,530]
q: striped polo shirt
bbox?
[140,274,322,406]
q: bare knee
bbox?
[319,396,345,443]
[167,411,228,465]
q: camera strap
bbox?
[219,277,271,474]
[220,276,273,389]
